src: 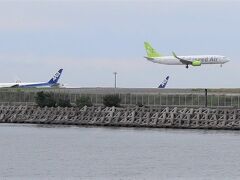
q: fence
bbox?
[0,88,239,107]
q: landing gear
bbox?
[220,64,223,67]
[186,65,189,69]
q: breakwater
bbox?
[0,105,240,130]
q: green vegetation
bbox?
[136,102,144,107]
[76,96,92,108]
[57,98,72,107]
[35,91,56,107]
[103,94,121,107]
[35,92,71,107]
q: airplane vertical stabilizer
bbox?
[144,42,162,58]
[158,76,169,88]
[48,69,63,84]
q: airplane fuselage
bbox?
[0,82,58,88]
[148,55,229,65]
[0,69,63,88]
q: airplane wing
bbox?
[10,84,19,88]
[0,84,19,88]
[144,56,155,60]
[172,52,192,65]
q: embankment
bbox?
[0,105,240,130]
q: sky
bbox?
[0,0,239,88]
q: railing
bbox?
[0,89,239,108]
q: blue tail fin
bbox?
[48,69,63,84]
[158,76,169,88]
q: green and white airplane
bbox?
[144,42,230,68]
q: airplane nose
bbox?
[224,57,230,63]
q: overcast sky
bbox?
[0,0,239,88]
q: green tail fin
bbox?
[144,42,162,57]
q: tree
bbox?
[35,91,56,107]
[103,94,121,107]
[57,98,71,107]
[76,96,92,108]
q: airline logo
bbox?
[183,57,219,62]
[53,72,61,81]
[159,76,169,88]
[201,57,218,62]
[48,69,63,84]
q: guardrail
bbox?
[0,88,239,107]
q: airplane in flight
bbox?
[158,76,169,88]
[0,69,63,88]
[144,42,230,68]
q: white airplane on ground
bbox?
[0,69,63,88]
[144,42,230,68]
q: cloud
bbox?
[0,1,183,31]
[0,2,80,31]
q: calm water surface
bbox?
[0,124,240,179]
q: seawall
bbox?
[0,105,240,130]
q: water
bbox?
[0,124,240,179]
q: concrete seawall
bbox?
[0,105,240,130]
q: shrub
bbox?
[137,103,144,107]
[103,94,121,107]
[35,91,56,107]
[57,98,71,107]
[76,96,92,108]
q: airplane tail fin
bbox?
[48,69,63,84]
[144,42,162,58]
[158,76,169,88]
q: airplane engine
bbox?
[192,60,201,66]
